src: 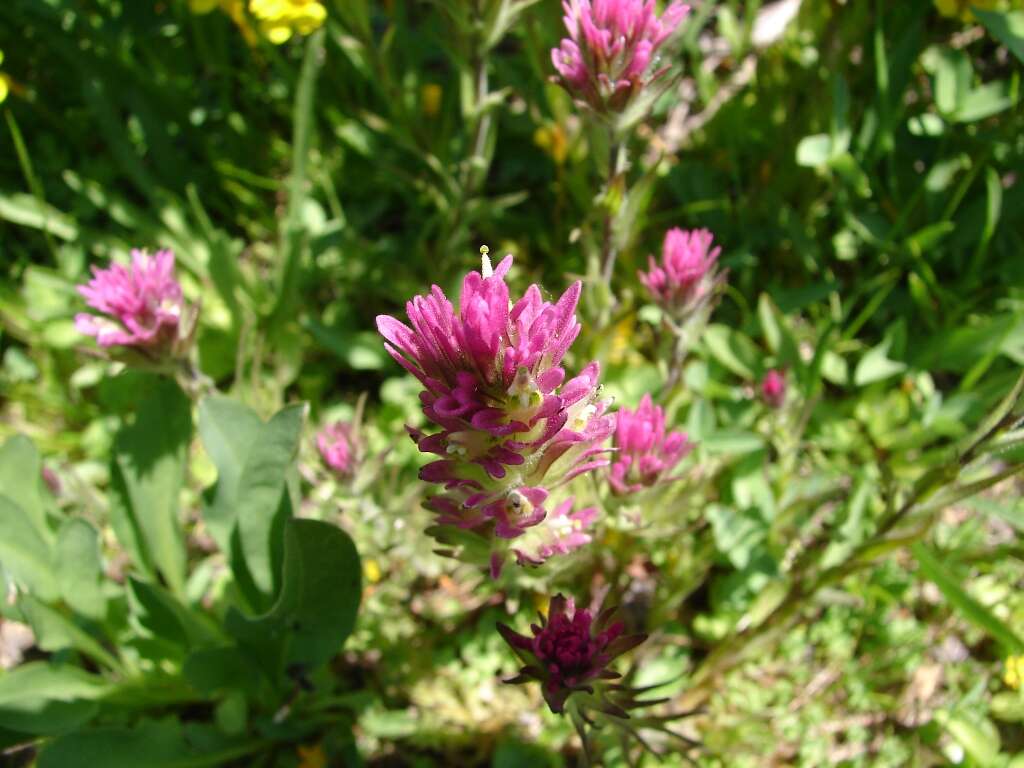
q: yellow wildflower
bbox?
[363,558,382,584]
[533,122,569,165]
[421,83,443,118]
[0,50,7,105]
[296,743,327,768]
[1005,655,1024,690]
[249,0,326,44]
[934,0,999,21]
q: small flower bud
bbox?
[761,369,786,409]
[317,421,361,479]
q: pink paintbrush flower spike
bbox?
[609,394,691,495]
[551,0,690,115]
[376,248,614,575]
[761,369,786,408]
[75,249,185,355]
[317,421,361,478]
[638,228,721,316]
[497,594,647,714]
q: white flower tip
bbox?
[480,245,493,277]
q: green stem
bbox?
[599,133,626,289]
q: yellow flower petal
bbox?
[1006,655,1024,690]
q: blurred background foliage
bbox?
[2,0,1024,766]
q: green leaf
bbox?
[703,324,760,380]
[199,398,306,605]
[492,738,560,768]
[197,396,266,553]
[107,458,154,581]
[55,519,106,621]
[37,720,260,768]
[0,495,58,602]
[0,192,78,241]
[128,578,222,656]
[978,165,1003,256]
[757,293,782,353]
[934,710,1001,768]
[706,504,768,570]
[907,113,945,137]
[183,647,255,695]
[227,519,361,675]
[974,8,1024,64]
[955,80,1016,123]
[795,134,831,167]
[854,334,906,386]
[233,403,306,601]
[930,47,972,118]
[112,378,192,596]
[911,543,1024,654]
[17,596,121,671]
[701,431,765,455]
[0,662,108,736]
[0,434,55,543]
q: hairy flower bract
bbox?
[376,250,614,575]
[318,421,361,479]
[551,0,689,115]
[498,594,646,713]
[609,394,691,495]
[75,249,186,356]
[639,227,721,317]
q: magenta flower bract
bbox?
[318,421,360,478]
[376,252,614,575]
[761,369,786,408]
[498,594,646,713]
[75,249,184,354]
[551,0,689,114]
[609,394,691,495]
[639,228,721,316]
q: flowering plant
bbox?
[552,0,689,120]
[376,249,615,576]
[75,249,195,364]
[497,594,646,714]
[609,394,691,495]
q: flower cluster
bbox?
[317,421,361,479]
[376,250,614,576]
[639,228,722,319]
[249,0,326,44]
[498,594,646,713]
[75,249,189,359]
[551,0,689,116]
[189,0,323,44]
[761,369,786,409]
[609,394,691,495]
